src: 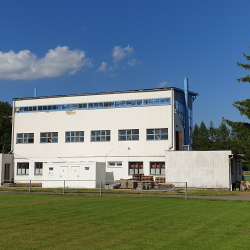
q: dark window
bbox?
[150,162,165,175]
[16,133,34,144]
[65,131,84,142]
[34,162,43,175]
[91,130,110,142]
[129,162,143,175]
[17,163,29,175]
[118,129,139,141]
[40,132,58,143]
[146,128,168,140]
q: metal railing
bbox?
[0,179,188,199]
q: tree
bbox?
[237,48,250,83]
[192,121,210,150]
[0,102,12,153]
[224,48,250,166]
[208,121,218,150]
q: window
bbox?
[109,162,122,167]
[16,133,34,144]
[34,162,43,175]
[65,131,84,142]
[17,163,29,175]
[129,162,143,175]
[150,162,165,175]
[118,129,139,141]
[146,128,168,140]
[40,132,58,143]
[91,130,110,142]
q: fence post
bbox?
[29,180,31,194]
[185,182,187,199]
[63,180,65,195]
[100,181,102,196]
[141,181,142,197]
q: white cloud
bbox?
[96,62,108,73]
[0,46,92,80]
[112,44,134,62]
[127,59,138,67]
[109,73,118,77]
[159,81,168,87]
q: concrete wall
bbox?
[165,151,232,188]
[0,154,14,185]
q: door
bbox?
[4,164,10,182]
[176,131,183,150]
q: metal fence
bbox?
[0,179,188,199]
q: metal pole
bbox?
[185,182,187,199]
[141,181,142,197]
[100,181,102,196]
[29,180,31,194]
[63,180,65,195]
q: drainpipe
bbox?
[229,154,233,191]
[11,100,15,153]
[184,77,189,146]
[168,88,174,150]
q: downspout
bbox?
[11,100,15,153]
[229,154,233,191]
[168,88,174,150]
[184,77,189,146]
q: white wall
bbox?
[13,90,173,160]
[165,151,232,188]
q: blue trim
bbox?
[184,78,189,145]
[15,97,171,113]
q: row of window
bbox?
[17,128,168,143]
[16,97,171,113]
[16,162,165,175]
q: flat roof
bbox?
[13,87,198,101]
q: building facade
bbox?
[11,80,197,187]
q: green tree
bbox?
[216,120,231,150]
[0,102,12,153]
[224,47,250,166]
[192,121,210,150]
[208,121,218,150]
[237,48,250,83]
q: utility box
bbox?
[43,161,106,189]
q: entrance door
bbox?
[176,131,183,150]
[4,164,10,182]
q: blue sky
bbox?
[0,0,250,127]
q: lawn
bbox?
[0,194,250,250]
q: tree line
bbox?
[193,47,250,167]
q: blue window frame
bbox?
[91,130,110,142]
[40,132,58,143]
[118,129,139,141]
[65,131,84,142]
[146,128,168,140]
[16,133,34,144]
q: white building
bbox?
[11,78,197,188]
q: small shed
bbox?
[165,150,242,189]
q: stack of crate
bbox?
[120,179,128,189]
[127,179,137,189]
[154,177,166,188]
[158,183,175,189]
[132,173,144,181]
[141,175,154,189]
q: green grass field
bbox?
[0,194,250,250]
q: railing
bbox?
[0,180,188,199]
